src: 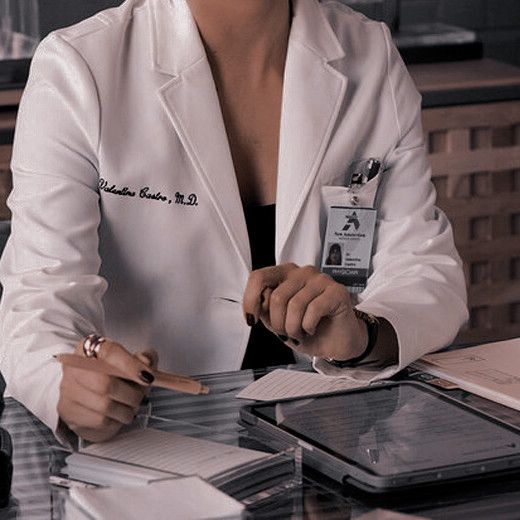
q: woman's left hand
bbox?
[242,263,368,361]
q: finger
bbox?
[93,339,156,386]
[285,279,328,340]
[261,287,272,314]
[243,264,297,324]
[136,349,159,370]
[269,278,307,336]
[258,287,274,330]
[302,284,350,335]
[68,369,145,409]
[135,351,158,397]
[65,405,122,441]
[68,389,136,426]
[73,424,121,444]
[268,266,321,337]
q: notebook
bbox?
[64,428,270,487]
[413,338,520,411]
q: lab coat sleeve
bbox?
[0,34,106,435]
[314,24,469,380]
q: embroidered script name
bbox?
[98,179,198,207]
[98,179,135,197]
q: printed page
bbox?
[415,338,520,411]
[68,476,244,520]
[78,428,268,480]
[236,368,367,401]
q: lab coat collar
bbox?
[289,0,346,63]
[275,0,348,259]
[149,0,346,76]
[151,0,348,270]
[149,0,205,76]
[152,0,251,272]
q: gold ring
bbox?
[82,334,106,358]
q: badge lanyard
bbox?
[321,159,383,294]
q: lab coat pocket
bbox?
[321,174,382,209]
[321,185,352,209]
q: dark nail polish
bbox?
[139,370,155,384]
[278,334,288,342]
[290,338,300,346]
[246,313,256,327]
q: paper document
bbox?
[236,368,367,401]
[67,476,244,520]
[413,338,520,411]
[64,454,172,487]
[65,428,270,487]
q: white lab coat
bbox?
[0,0,468,433]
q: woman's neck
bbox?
[187,0,290,78]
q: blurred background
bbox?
[35,0,520,67]
[0,0,519,346]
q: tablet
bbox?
[239,381,520,493]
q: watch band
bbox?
[326,310,379,368]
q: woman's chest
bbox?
[216,75,284,206]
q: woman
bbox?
[325,243,342,266]
[0,0,467,442]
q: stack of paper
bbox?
[65,428,270,486]
[63,428,296,502]
[413,338,520,411]
[66,476,244,520]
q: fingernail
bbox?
[246,313,256,327]
[139,370,155,384]
[278,334,288,342]
[290,338,300,346]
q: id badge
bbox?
[321,206,377,293]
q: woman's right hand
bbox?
[57,339,158,443]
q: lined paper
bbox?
[236,368,367,401]
[77,428,268,480]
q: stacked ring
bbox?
[82,334,106,358]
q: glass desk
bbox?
[1,366,520,519]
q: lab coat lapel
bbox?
[276,0,348,260]
[151,0,251,271]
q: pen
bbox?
[348,158,383,186]
[54,353,209,395]
[49,475,99,489]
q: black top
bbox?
[241,204,295,370]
